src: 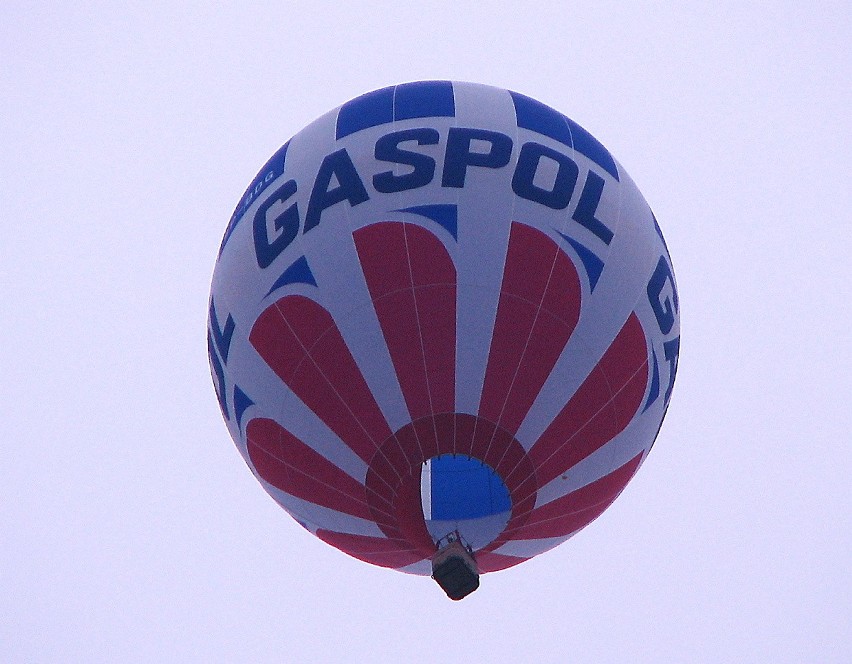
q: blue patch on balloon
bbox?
[399,204,458,240]
[558,232,604,291]
[428,456,511,520]
[510,91,619,181]
[266,256,317,296]
[336,81,456,139]
[233,385,254,427]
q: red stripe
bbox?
[433,413,456,457]
[249,296,392,463]
[504,452,643,540]
[525,313,648,489]
[407,224,456,416]
[413,417,439,461]
[391,423,425,471]
[354,222,456,421]
[479,223,581,435]
[315,530,428,569]
[246,418,373,521]
[393,467,438,556]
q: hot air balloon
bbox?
[208,81,679,600]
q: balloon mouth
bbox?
[421,455,512,549]
[365,413,538,557]
[420,455,511,520]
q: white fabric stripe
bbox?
[452,83,520,416]
[492,534,571,559]
[303,202,412,435]
[532,404,657,509]
[514,158,661,449]
[420,459,431,520]
[221,293,370,485]
[396,560,432,576]
[262,482,388,539]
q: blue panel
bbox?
[643,348,660,411]
[233,384,254,427]
[209,300,236,363]
[559,233,605,291]
[563,117,619,181]
[266,256,317,296]
[220,141,289,255]
[394,80,455,120]
[511,91,573,146]
[336,86,395,138]
[400,204,458,239]
[510,91,619,181]
[430,456,511,520]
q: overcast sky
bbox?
[2,2,849,662]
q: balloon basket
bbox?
[431,533,480,600]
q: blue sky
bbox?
[2,2,849,662]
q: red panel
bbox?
[392,424,426,470]
[481,425,517,474]
[407,223,456,288]
[393,469,438,556]
[540,248,581,322]
[407,224,456,416]
[479,223,581,434]
[467,416,498,460]
[246,418,372,521]
[492,430,530,480]
[433,413,456,456]
[373,289,429,416]
[249,302,310,384]
[412,417,440,461]
[501,222,557,303]
[529,313,648,488]
[309,325,393,445]
[364,484,395,524]
[372,441,405,486]
[354,222,456,422]
[250,296,392,463]
[352,223,409,299]
[504,452,643,540]
[286,360,380,464]
[363,447,399,494]
[315,530,427,569]
[452,413,477,457]
[479,295,539,426]
[414,284,456,415]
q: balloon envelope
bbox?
[208,81,679,576]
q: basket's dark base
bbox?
[431,541,480,600]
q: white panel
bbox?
[492,534,570,560]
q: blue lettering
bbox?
[305,149,370,232]
[441,127,512,187]
[253,179,299,269]
[209,300,235,363]
[573,171,614,245]
[512,141,579,209]
[245,127,628,270]
[647,255,679,334]
[373,128,439,193]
